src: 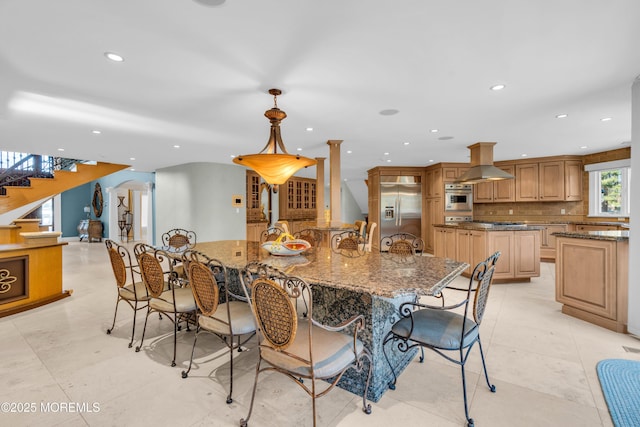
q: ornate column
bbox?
[327,140,342,226]
[315,157,326,224]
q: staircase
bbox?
[0,155,129,215]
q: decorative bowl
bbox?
[261,239,311,256]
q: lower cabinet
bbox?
[540,224,568,261]
[434,227,456,259]
[246,222,268,242]
[456,229,487,276]
[435,226,540,281]
[555,236,628,332]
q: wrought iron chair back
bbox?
[260,226,285,243]
[105,239,148,348]
[238,262,373,427]
[161,228,196,250]
[293,228,323,248]
[331,230,365,257]
[380,232,424,254]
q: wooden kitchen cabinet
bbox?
[434,226,456,259]
[556,235,628,332]
[515,163,539,201]
[246,222,268,242]
[425,197,442,253]
[487,230,540,281]
[512,159,582,203]
[437,226,540,281]
[539,161,565,201]
[514,230,541,277]
[456,229,487,276]
[425,168,442,197]
[279,176,317,220]
[473,164,515,203]
[564,160,583,201]
[442,167,470,182]
[540,224,568,261]
[246,171,263,222]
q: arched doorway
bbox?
[106,181,153,243]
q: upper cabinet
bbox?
[539,160,565,201]
[564,160,583,201]
[474,164,515,203]
[442,167,470,182]
[476,157,583,203]
[246,170,263,222]
[278,176,317,220]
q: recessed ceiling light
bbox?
[430,129,438,133]
[130,168,135,171]
[600,117,612,122]
[92,130,101,134]
[129,157,135,161]
[580,146,588,149]
[428,159,434,163]
[386,159,392,163]
[104,52,124,62]
[296,147,302,151]
[379,109,399,116]
[346,150,353,154]
[57,148,64,151]
[173,145,180,148]
[490,84,506,91]
[306,127,313,132]
[556,114,568,119]
[438,136,454,141]
[384,152,390,156]
[230,155,236,158]
[521,154,528,157]
[194,0,226,7]
[403,142,410,146]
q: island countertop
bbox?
[190,240,468,298]
[552,230,630,242]
[434,222,545,231]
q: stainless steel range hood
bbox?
[454,142,515,184]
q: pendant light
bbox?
[233,89,315,192]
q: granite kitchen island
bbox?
[189,240,468,401]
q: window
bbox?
[586,159,631,217]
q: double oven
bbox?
[444,183,473,224]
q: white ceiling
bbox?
[1,0,639,211]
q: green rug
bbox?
[597,359,640,427]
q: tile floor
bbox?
[1,241,639,427]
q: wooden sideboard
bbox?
[78,219,103,242]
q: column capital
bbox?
[326,140,343,147]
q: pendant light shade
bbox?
[233,89,315,186]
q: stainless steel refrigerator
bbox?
[380,176,422,239]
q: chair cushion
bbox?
[198,301,256,336]
[118,281,149,301]
[391,309,479,350]
[150,287,196,313]
[261,319,364,379]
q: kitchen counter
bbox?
[435,222,545,231]
[553,230,629,242]
[433,223,541,281]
